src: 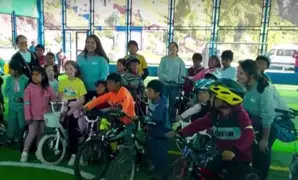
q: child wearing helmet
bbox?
[122,57,145,100]
[176,78,214,123]
[167,78,254,180]
[256,55,271,82]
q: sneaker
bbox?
[68,154,76,166]
[20,152,28,162]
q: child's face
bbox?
[86,37,97,52]
[210,94,224,108]
[96,84,106,95]
[208,58,219,69]
[65,64,76,78]
[107,80,120,92]
[32,71,42,84]
[221,59,231,68]
[169,43,178,55]
[45,66,54,80]
[9,69,17,76]
[117,62,125,72]
[46,55,55,65]
[36,47,44,57]
[129,62,139,73]
[146,88,159,100]
[237,66,249,85]
[128,44,138,54]
[193,59,202,68]
[256,59,268,72]
[197,90,210,103]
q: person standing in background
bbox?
[56,48,66,73]
[10,35,39,78]
[29,41,35,52]
[77,35,109,102]
[256,55,271,82]
[183,53,205,97]
[220,50,237,80]
[158,42,186,121]
[35,44,46,67]
[45,52,59,80]
[125,40,149,80]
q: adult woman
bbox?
[192,55,221,81]
[158,42,186,120]
[77,35,109,101]
[10,35,39,78]
[237,59,288,180]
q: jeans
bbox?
[252,124,277,180]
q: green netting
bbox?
[0,0,38,18]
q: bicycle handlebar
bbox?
[84,115,100,123]
[50,101,66,114]
[275,108,298,117]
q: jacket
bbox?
[24,83,56,121]
[180,105,254,162]
[5,75,29,106]
[10,51,39,78]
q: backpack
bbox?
[274,116,297,143]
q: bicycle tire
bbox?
[163,157,196,180]
[74,139,109,180]
[109,152,136,180]
[36,134,66,165]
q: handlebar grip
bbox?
[275,108,291,114]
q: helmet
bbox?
[204,69,222,80]
[209,78,245,106]
[194,78,215,92]
[256,55,271,67]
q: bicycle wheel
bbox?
[36,134,66,165]
[74,139,109,180]
[164,157,196,180]
[109,151,136,180]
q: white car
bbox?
[267,44,298,70]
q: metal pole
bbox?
[259,0,270,54]
[61,0,66,53]
[12,11,17,49]
[210,0,220,56]
[168,0,175,46]
[37,0,44,45]
[89,0,93,35]
[125,0,132,55]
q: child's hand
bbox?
[222,150,235,161]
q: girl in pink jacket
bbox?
[21,67,56,162]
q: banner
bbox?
[0,0,38,17]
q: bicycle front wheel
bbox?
[109,151,136,180]
[36,134,66,165]
[74,139,109,180]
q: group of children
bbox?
[0,32,281,180]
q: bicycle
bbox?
[36,102,99,165]
[108,112,156,180]
[274,108,298,180]
[74,109,130,180]
[165,133,261,180]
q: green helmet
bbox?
[194,78,215,92]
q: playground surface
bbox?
[0,76,297,179]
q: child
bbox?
[125,40,149,80]
[122,57,145,100]
[45,52,59,80]
[44,65,59,96]
[116,58,126,75]
[220,50,237,81]
[84,73,135,125]
[145,79,171,178]
[168,78,254,180]
[176,78,214,123]
[21,67,56,162]
[184,53,205,97]
[255,55,271,82]
[5,61,29,144]
[94,80,110,109]
[58,60,87,166]
[35,44,45,67]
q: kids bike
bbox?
[274,108,298,180]
[74,109,129,180]
[164,133,261,180]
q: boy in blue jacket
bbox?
[145,80,171,179]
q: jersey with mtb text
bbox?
[212,110,242,141]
